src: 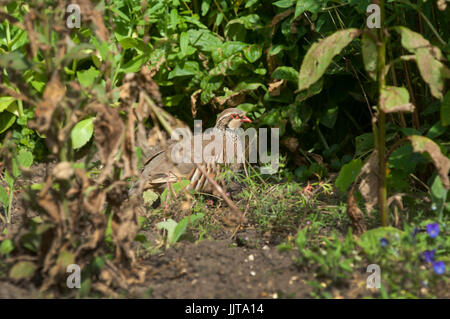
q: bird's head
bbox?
[215,108,252,130]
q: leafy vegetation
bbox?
[0,0,448,298]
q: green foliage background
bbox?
[0,0,449,202]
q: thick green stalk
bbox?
[377,0,388,226]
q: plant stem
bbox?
[317,126,330,151]
[7,183,14,223]
[377,0,388,226]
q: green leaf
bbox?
[157,219,178,244]
[180,31,189,56]
[163,94,184,107]
[295,229,307,251]
[298,29,360,92]
[168,61,200,79]
[119,37,148,52]
[63,43,95,64]
[157,214,204,246]
[77,67,100,87]
[335,159,363,192]
[431,175,447,220]
[188,29,222,53]
[0,186,8,206]
[268,44,288,56]
[216,12,224,26]
[441,91,450,126]
[200,75,223,92]
[320,106,338,129]
[225,14,262,39]
[143,190,159,206]
[426,121,446,139]
[121,54,148,73]
[17,149,33,168]
[5,100,20,116]
[244,45,262,63]
[0,111,16,134]
[0,52,33,71]
[71,117,94,150]
[245,0,259,8]
[380,86,414,113]
[57,250,75,270]
[272,66,298,83]
[110,7,130,23]
[80,278,92,298]
[361,30,377,81]
[355,133,374,157]
[31,80,46,93]
[0,239,14,255]
[215,41,247,61]
[294,0,321,19]
[253,68,267,75]
[172,213,204,243]
[160,179,190,203]
[9,261,37,280]
[201,0,211,15]
[273,0,295,8]
[234,81,266,92]
[7,162,20,182]
[237,103,257,113]
[288,104,303,132]
[4,171,14,189]
[183,16,208,29]
[0,96,16,113]
[388,144,423,174]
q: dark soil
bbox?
[136,240,310,298]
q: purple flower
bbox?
[421,249,435,263]
[426,223,440,238]
[380,238,389,247]
[306,221,311,225]
[433,261,445,275]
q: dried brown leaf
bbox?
[437,0,447,11]
[111,201,139,264]
[122,103,138,179]
[79,0,109,42]
[270,8,294,37]
[358,150,379,213]
[32,72,66,133]
[346,189,366,236]
[92,104,124,183]
[24,11,38,58]
[268,80,284,97]
[52,162,74,181]
[191,89,202,118]
[281,136,299,153]
[409,135,450,189]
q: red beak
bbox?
[240,115,252,123]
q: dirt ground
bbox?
[0,162,374,299]
[0,237,372,299]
